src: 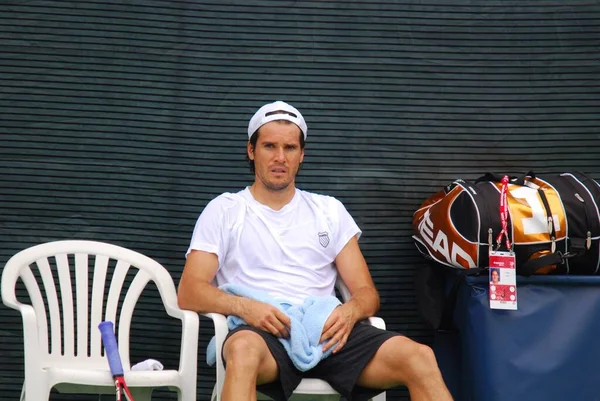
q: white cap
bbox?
[247,101,307,139]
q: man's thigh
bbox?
[356,335,420,389]
[308,323,400,400]
[222,325,304,400]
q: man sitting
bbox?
[177,101,453,401]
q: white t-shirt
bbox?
[186,187,361,305]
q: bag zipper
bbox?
[537,189,556,252]
[574,193,592,250]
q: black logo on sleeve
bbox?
[318,232,330,248]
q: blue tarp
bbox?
[434,275,600,401]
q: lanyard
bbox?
[495,175,512,250]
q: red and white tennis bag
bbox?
[412,172,600,275]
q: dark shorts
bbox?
[223,322,401,401]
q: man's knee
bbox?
[413,342,437,368]
[223,330,270,369]
[401,338,440,377]
[385,336,439,374]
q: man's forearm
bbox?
[178,281,249,317]
[345,285,380,321]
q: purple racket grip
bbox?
[99,321,124,377]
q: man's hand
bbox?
[320,304,358,354]
[239,299,291,338]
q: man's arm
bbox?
[320,236,380,353]
[177,250,291,338]
[178,250,241,315]
[335,235,380,319]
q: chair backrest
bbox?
[1,240,178,369]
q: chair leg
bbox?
[174,384,197,401]
[23,381,51,401]
[211,384,219,401]
[130,387,153,400]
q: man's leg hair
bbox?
[222,330,279,401]
[357,336,453,401]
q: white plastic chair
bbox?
[205,278,387,401]
[1,240,199,401]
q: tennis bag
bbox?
[412,172,600,276]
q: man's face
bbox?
[248,120,304,192]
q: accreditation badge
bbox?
[489,250,518,310]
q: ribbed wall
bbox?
[1,2,599,400]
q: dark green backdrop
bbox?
[1,1,599,400]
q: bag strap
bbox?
[569,237,588,253]
[520,252,564,276]
[474,172,504,183]
[475,171,536,186]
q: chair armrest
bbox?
[367,316,386,330]
[16,305,42,367]
[203,313,229,399]
[177,310,199,376]
[203,312,229,342]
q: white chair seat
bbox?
[46,367,181,387]
[293,378,338,395]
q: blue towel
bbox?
[206,283,341,371]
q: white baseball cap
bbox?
[247,101,307,139]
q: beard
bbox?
[260,175,293,192]
[256,167,299,192]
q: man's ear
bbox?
[247,141,254,160]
